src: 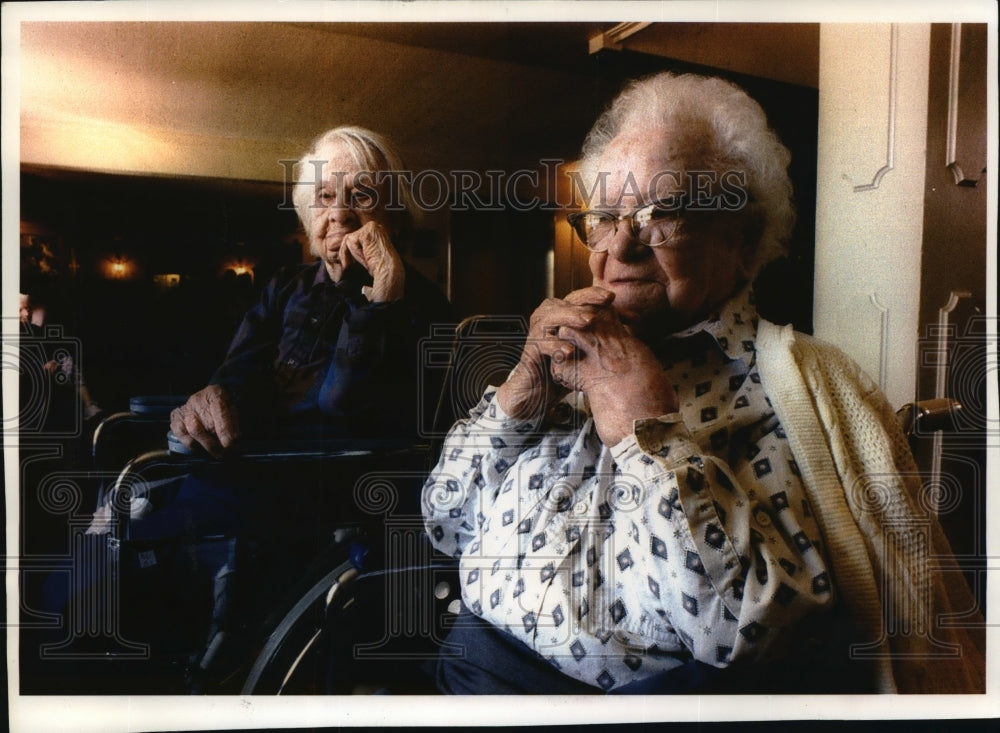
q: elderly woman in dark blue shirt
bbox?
[170,126,452,456]
[53,129,451,687]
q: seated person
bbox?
[171,125,452,457]
[85,126,452,537]
[62,127,451,676]
[422,72,984,694]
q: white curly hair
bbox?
[579,72,795,277]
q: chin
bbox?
[617,302,686,336]
[608,290,660,316]
[610,301,655,333]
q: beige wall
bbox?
[814,23,931,410]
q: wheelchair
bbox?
[29,312,971,696]
[27,314,528,695]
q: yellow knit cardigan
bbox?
[756,321,985,694]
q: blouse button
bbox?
[573,502,588,515]
[754,508,772,527]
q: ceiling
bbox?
[17,21,819,183]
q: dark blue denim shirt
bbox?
[209,259,452,439]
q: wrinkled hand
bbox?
[546,287,679,446]
[169,384,240,458]
[339,220,405,302]
[495,287,615,421]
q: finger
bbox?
[190,423,224,457]
[361,220,391,246]
[549,344,575,365]
[343,232,369,270]
[556,322,601,346]
[183,398,222,457]
[337,234,357,272]
[169,408,196,451]
[533,301,604,337]
[182,405,224,457]
[548,354,581,391]
[532,336,579,364]
[564,286,615,307]
[208,390,239,448]
[510,337,561,380]
[357,223,400,275]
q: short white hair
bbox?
[580,72,795,277]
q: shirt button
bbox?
[286,358,297,367]
[754,508,772,527]
[573,502,588,515]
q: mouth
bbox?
[608,277,655,286]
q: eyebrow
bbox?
[589,195,684,214]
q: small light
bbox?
[223,259,255,283]
[105,257,131,279]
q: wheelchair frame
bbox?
[71,315,524,694]
[53,312,971,695]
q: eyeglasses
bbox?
[314,187,376,212]
[566,197,697,252]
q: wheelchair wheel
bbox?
[239,560,460,695]
[239,559,357,694]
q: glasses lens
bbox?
[570,199,690,250]
[636,199,683,246]
[568,211,615,251]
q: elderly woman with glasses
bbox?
[422,72,983,695]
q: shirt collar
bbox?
[311,260,332,287]
[311,258,370,302]
[664,284,760,362]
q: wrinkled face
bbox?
[19,293,31,324]
[587,124,755,335]
[307,142,390,280]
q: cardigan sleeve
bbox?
[756,320,986,693]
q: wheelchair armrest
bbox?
[109,432,434,541]
[92,409,179,482]
[128,395,189,416]
[166,430,428,458]
[93,395,188,466]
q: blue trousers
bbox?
[433,604,722,695]
[434,604,869,695]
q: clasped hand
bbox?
[338,220,405,303]
[496,287,679,446]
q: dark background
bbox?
[19,50,818,414]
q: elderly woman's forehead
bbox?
[611,121,714,160]
[313,142,369,176]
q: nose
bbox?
[326,198,358,224]
[603,221,649,262]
